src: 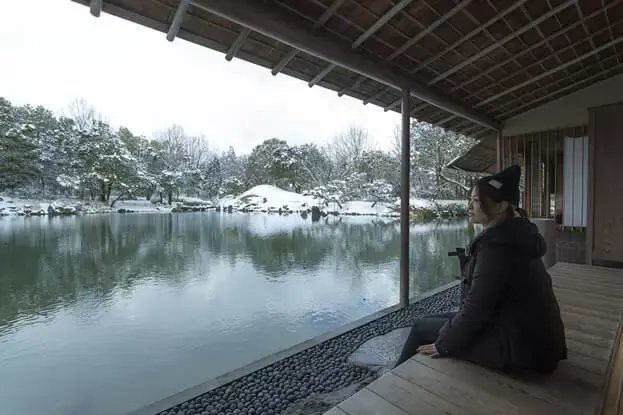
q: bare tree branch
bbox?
[439,172,470,192]
[325,124,370,177]
[67,97,102,130]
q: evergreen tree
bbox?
[0,96,477,206]
[0,98,40,191]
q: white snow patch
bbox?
[218,185,466,217]
[340,201,397,216]
[404,198,466,210]
[114,200,171,213]
[0,195,170,216]
[222,185,319,212]
[175,196,213,206]
[221,185,398,216]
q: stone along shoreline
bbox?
[150,284,460,415]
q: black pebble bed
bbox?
[159,285,460,415]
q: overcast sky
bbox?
[0,0,401,154]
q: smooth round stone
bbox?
[158,286,460,415]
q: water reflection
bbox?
[0,213,469,415]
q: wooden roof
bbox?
[447,134,497,172]
[73,0,623,140]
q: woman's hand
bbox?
[417,343,441,358]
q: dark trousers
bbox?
[395,312,457,367]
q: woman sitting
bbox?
[395,165,567,375]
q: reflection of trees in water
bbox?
[0,214,469,331]
[203,217,403,279]
[0,215,191,331]
[409,226,470,296]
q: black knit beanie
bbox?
[476,165,521,206]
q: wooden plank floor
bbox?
[325,262,623,415]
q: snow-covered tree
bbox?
[67,97,102,131]
[0,96,477,208]
[325,124,369,177]
[75,122,140,203]
[353,150,400,195]
[153,125,192,204]
[0,99,40,191]
[219,147,244,180]
[408,121,476,200]
[9,104,67,195]
[114,127,158,203]
[245,138,289,188]
[363,179,394,204]
[219,177,246,197]
[293,143,332,189]
[267,141,300,190]
[201,156,222,199]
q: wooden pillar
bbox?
[496,130,503,171]
[400,88,410,307]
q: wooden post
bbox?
[496,130,503,171]
[586,109,596,265]
[400,88,410,307]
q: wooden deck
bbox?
[325,262,623,415]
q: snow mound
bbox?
[221,185,400,217]
[217,185,466,218]
[223,185,319,213]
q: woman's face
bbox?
[468,187,488,225]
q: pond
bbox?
[0,213,470,415]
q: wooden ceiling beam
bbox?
[189,0,501,131]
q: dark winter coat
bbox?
[435,217,568,374]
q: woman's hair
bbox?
[514,207,528,218]
[474,180,526,219]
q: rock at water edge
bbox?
[347,327,411,375]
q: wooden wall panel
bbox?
[589,103,623,266]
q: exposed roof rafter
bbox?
[464,22,617,103]
[452,0,623,94]
[475,34,623,109]
[188,0,501,130]
[411,0,529,74]
[498,60,623,119]
[307,0,414,88]
[385,0,472,62]
[166,0,190,41]
[429,0,577,85]
[72,0,623,140]
[271,0,346,76]
[225,28,250,61]
[90,0,102,17]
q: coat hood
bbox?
[469,217,547,260]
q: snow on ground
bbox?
[220,185,399,216]
[340,200,397,216]
[404,198,466,210]
[114,200,171,213]
[220,185,465,217]
[176,196,214,206]
[0,195,82,216]
[0,194,169,216]
[0,185,466,218]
